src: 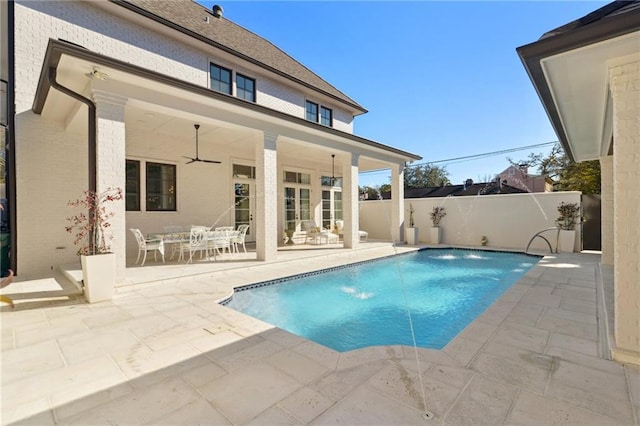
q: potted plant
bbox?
[555,201,580,253]
[406,203,419,245]
[429,206,446,244]
[66,187,123,302]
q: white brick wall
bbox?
[13,0,362,278]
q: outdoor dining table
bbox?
[148,229,240,261]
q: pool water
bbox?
[225,249,539,352]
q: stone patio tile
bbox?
[442,336,484,366]
[544,306,597,325]
[408,347,463,368]
[568,277,596,288]
[2,397,55,426]
[443,375,517,426]
[627,365,640,406]
[198,362,301,425]
[552,284,596,301]
[1,339,65,385]
[79,306,134,329]
[52,382,134,422]
[214,339,284,372]
[2,355,125,408]
[507,391,621,425]
[311,360,385,401]
[1,327,14,350]
[310,384,425,425]
[14,317,91,347]
[262,327,309,348]
[505,303,545,327]
[190,329,252,354]
[454,320,497,344]
[267,348,331,384]
[60,376,199,425]
[537,315,597,341]
[150,398,231,425]
[551,360,630,398]
[520,289,562,308]
[110,342,202,386]
[278,387,334,424]
[246,406,302,425]
[56,328,142,365]
[469,352,549,394]
[546,379,635,424]
[561,296,597,315]
[547,332,598,357]
[336,346,404,370]
[545,347,625,376]
[291,340,340,371]
[424,363,475,389]
[179,358,228,388]
[481,341,556,370]
[487,322,550,353]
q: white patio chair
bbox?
[178,226,210,263]
[231,224,250,253]
[208,229,232,259]
[130,228,164,266]
[335,220,368,242]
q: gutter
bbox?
[46,67,96,194]
[46,67,97,253]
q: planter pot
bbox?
[81,253,115,303]
[430,227,441,244]
[406,227,419,245]
[558,229,576,253]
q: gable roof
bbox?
[112,0,367,114]
[377,182,527,199]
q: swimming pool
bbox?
[225,249,539,352]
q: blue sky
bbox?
[199,1,608,187]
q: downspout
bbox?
[5,0,17,274]
[47,67,97,252]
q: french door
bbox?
[284,186,311,233]
[322,188,342,230]
[234,182,255,242]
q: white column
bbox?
[91,90,127,284]
[391,162,405,243]
[342,153,359,248]
[599,156,613,266]
[255,132,278,261]
[610,59,640,365]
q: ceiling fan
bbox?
[183,124,221,164]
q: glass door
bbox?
[284,186,311,233]
[321,188,342,231]
[234,182,255,242]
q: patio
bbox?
[1,246,638,425]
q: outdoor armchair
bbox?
[130,228,165,266]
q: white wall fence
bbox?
[359,192,583,252]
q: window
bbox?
[146,162,176,211]
[210,63,232,94]
[283,171,311,184]
[125,160,140,211]
[321,176,342,187]
[305,101,318,122]
[233,164,256,179]
[236,74,256,102]
[320,106,332,126]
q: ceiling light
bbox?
[85,67,108,81]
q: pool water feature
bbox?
[225,249,539,352]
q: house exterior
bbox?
[518,0,640,365]
[378,179,527,199]
[496,165,553,193]
[0,0,420,282]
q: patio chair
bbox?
[130,228,165,266]
[207,228,232,259]
[231,224,250,253]
[335,220,368,242]
[303,220,338,245]
[178,226,210,263]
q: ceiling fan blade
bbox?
[201,159,222,164]
[185,158,197,164]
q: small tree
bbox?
[430,206,446,227]
[555,202,580,231]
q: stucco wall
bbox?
[609,56,640,362]
[360,192,583,252]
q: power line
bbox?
[360,141,557,175]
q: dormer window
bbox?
[306,100,333,127]
[210,63,232,95]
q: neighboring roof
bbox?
[517,1,640,162]
[112,0,367,114]
[378,182,527,199]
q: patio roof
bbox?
[32,39,421,169]
[517,0,640,162]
